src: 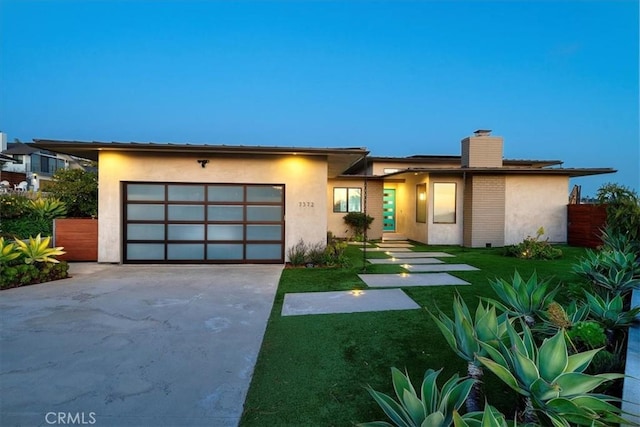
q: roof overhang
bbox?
[31,140,369,178]
[379,167,617,178]
[0,153,16,162]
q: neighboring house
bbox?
[0,132,68,189]
[32,130,615,264]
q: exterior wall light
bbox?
[197,159,209,168]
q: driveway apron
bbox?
[0,263,283,427]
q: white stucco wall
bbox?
[428,176,464,245]
[98,152,328,263]
[504,175,569,245]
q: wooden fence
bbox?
[567,204,607,248]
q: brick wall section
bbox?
[463,175,474,246]
[461,136,504,168]
[464,175,506,247]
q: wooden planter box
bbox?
[567,204,607,248]
[53,218,98,261]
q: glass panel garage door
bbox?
[124,182,284,263]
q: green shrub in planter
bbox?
[0,193,31,218]
[504,227,563,260]
[343,212,374,241]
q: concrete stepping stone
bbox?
[367,258,444,265]
[376,243,414,248]
[384,251,454,258]
[361,247,412,252]
[404,264,479,272]
[358,273,470,287]
[281,289,420,316]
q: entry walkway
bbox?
[282,241,479,316]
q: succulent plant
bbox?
[359,368,475,427]
[476,320,627,426]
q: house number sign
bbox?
[298,202,315,207]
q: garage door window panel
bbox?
[208,185,244,202]
[247,206,281,221]
[127,184,165,201]
[247,186,283,202]
[168,244,204,260]
[208,206,244,221]
[168,205,205,221]
[207,244,244,260]
[127,224,165,240]
[127,243,164,260]
[207,224,244,241]
[246,244,282,259]
[167,224,205,240]
[247,225,282,241]
[128,204,165,221]
[168,185,205,201]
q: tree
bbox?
[596,182,640,243]
[47,168,98,217]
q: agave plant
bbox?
[29,197,68,220]
[453,402,513,427]
[536,301,589,337]
[584,291,640,330]
[599,225,639,255]
[429,295,509,412]
[358,367,475,427]
[476,320,627,426]
[486,271,557,326]
[0,237,21,264]
[14,234,66,264]
[573,250,640,296]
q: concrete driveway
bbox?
[0,263,283,427]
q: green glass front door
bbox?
[383,189,396,232]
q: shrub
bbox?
[29,197,67,219]
[0,217,52,239]
[47,168,98,217]
[504,226,563,260]
[0,261,69,290]
[596,182,640,242]
[324,239,349,268]
[343,212,374,241]
[0,193,31,218]
[306,242,326,266]
[567,320,607,350]
[287,239,308,267]
[0,194,67,239]
[14,234,66,264]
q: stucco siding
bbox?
[392,175,427,244]
[98,152,328,263]
[327,178,383,240]
[505,175,568,244]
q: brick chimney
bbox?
[461,129,503,168]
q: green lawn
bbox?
[239,243,590,427]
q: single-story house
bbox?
[32,130,615,264]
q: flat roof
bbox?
[31,140,369,178]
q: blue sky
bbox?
[1,0,637,196]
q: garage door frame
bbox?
[123,181,285,264]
